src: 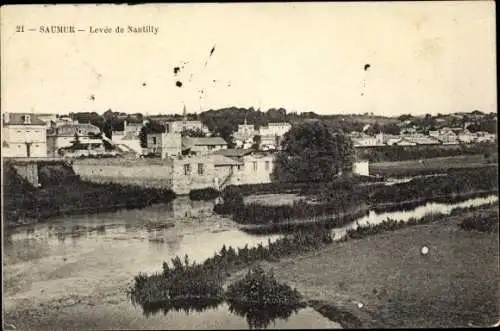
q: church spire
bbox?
[182,103,187,122]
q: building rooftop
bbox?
[3,113,46,126]
[214,148,254,157]
[403,136,441,145]
[184,137,228,147]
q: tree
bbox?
[102,119,113,140]
[69,133,83,151]
[139,121,165,148]
[365,122,381,136]
[272,121,355,183]
[181,128,206,137]
[252,135,261,150]
[138,126,148,148]
[380,122,401,135]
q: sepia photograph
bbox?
[1,2,498,330]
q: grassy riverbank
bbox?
[216,167,498,226]
[370,153,498,177]
[130,201,498,328]
[251,204,499,328]
[2,164,176,229]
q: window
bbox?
[252,161,258,172]
[198,163,204,175]
[208,145,214,150]
[265,161,270,171]
[237,165,242,171]
[152,137,157,145]
[184,164,191,175]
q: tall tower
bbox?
[182,104,187,124]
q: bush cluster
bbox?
[3,167,176,225]
[355,143,498,163]
[189,188,220,201]
[216,167,498,226]
[226,266,305,329]
[130,229,333,307]
[458,210,499,233]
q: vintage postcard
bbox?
[1,2,498,330]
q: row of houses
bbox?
[73,147,370,195]
[350,129,496,147]
[2,112,107,158]
[233,119,292,150]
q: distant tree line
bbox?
[68,108,497,147]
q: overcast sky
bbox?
[1,2,496,116]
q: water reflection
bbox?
[135,297,311,330]
[138,297,224,318]
[331,195,499,240]
[228,300,307,330]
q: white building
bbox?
[234,118,258,148]
[47,122,102,156]
[182,137,228,155]
[2,113,48,157]
[258,122,292,150]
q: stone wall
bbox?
[11,163,40,187]
[72,158,174,189]
[229,154,275,186]
[161,132,182,158]
[171,155,217,195]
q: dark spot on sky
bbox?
[361,93,364,96]
[364,64,371,71]
[213,80,217,83]
[142,82,147,87]
[173,67,180,75]
[89,95,95,101]
[209,45,216,56]
[176,81,183,88]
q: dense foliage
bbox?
[3,164,176,227]
[216,167,498,226]
[272,121,355,182]
[226,266,305,329]
[458,209,499,233]
[130,228,333,308]
[342,202,499,241]
[356,143,498,163]
[189,187,220,201]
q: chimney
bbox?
[24,114,31,124]
[3,112,9,124]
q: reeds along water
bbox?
[130,230,333,307]
[134,264,307,330]
[217,166,498,226]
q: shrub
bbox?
[458,211,499,233]
[226,267,305,329]
[214,186,244,215]
[189,187,220,201]
[226,265,304,308]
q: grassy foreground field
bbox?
[245,205,499,328]
[370,154,498,177]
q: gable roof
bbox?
[3,113,46,126]
[214,148,254,157]
[184,137,227,147]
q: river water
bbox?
[3,194,498,330]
